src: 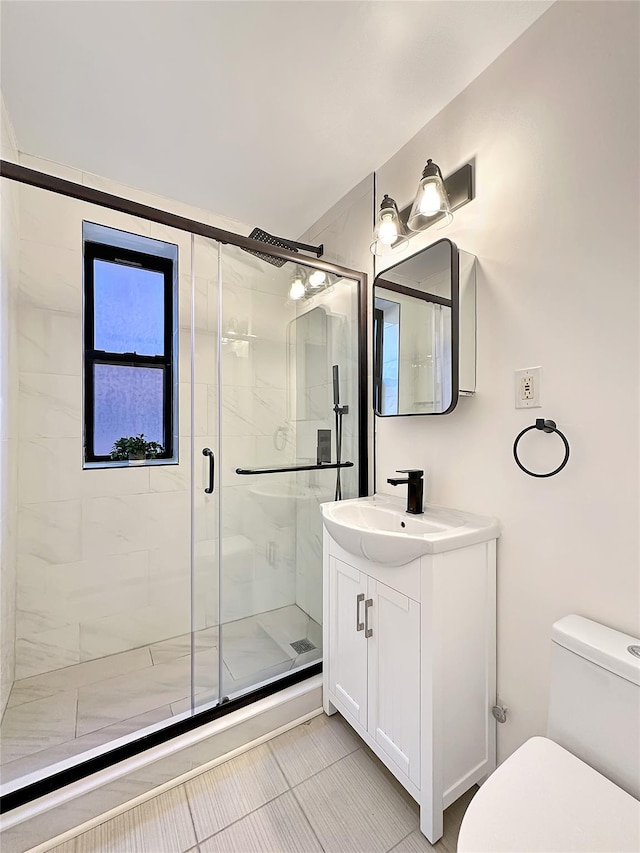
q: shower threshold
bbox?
[0,605,321,787]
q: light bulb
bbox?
[289,279,305,300]
[308,270,327,288]
[377,212,398,246]
[418,182,442,216]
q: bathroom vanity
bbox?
[321,495,499,843]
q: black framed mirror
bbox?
[373,238,459,416]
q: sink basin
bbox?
[321,495,499,566]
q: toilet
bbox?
[458,615,640,852]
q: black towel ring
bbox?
[513,418,570,478]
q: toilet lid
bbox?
[458,737,640,852]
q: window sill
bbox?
[83,457,179,470]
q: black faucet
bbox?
[387,469,424,515]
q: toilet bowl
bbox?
[458,616,640,852]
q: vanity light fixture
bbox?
[288,266,334,301]
[407,159,452,231]
[307,269,328,289]
[370,194,409,257]
[370,159,474,256]
[289,267,306,300]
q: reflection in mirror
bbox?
[374,238,458,416]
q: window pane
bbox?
[93,364,164,456]
[94,260,165,355]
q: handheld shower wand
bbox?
[332,365,349,500]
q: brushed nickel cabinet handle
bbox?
[356,593,365,631]
[365,598,373,638]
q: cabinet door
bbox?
[328,557,368,729]
[367,578,421,788]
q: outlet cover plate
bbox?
[515,366,541,408]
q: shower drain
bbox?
[290,638,316,655]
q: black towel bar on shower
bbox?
[236,461,354,476]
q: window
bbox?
[83,234,176,465]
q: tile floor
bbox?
[40,712,475,853]
[0,606,321,785]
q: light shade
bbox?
[406,159,453,232]
[370,194,409,256]
[308,269,328,289]
[289,268,306,300]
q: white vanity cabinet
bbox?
[323,528,497,844]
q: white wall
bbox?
[301,1,640,763]
[0,94,20,715]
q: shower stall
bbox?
[0,163,366,805]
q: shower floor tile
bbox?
[0,690,78,765]
[0,605,321,785]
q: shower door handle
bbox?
[203,448,215,494]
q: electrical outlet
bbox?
[515,366,541,408]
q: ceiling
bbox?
[1,1,552,237]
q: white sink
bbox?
[321,494,499,566]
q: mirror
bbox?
[374,238,469,416]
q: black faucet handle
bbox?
[396,469,423,479]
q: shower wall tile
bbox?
[149,223,193,278]
[18,499,82,565]
[82,491,190,558]
[52,552,150,621]
[177,381,209,437]
[194,331,217,385]
[223,284,289,344]
[218,486,245,537]
[18,438,83,504]
[148,544,191,612]
[15,624,80,679]
[193,539,218,630]
[18,184,85,251]
[19,373,82,439]
[149,464,190,493]
[178,273,209,331]
[80,465,151,498]
[223,387,288,438]
[18,306,82,376]
[16,606,74,640]
[18,241,82,313]
[192,233,220,277]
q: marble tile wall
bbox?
[10,161,308,681]
[7,146,361,684]
[0,95,20,715]
[14,178,198,678]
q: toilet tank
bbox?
[548,615,640,799]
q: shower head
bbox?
[241,228,291,267]
[241,229,325,268]
[333,365,340,407]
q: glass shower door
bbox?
[214,242,361,700]
[190,235,222,714]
